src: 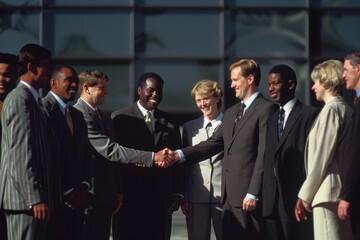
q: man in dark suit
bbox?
[161,59,277,240]
[111,72,183,240]
[0,52,18,240]
[262,65,318,240]
[0,43,62,240]
[339,51,360,239]
[42,66,92,240]
[73,69,171,240]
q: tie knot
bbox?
[280,106,285,113]
[145,111,152,123]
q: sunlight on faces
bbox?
[138,78,163,111]
[0,63,17,96]
[87,78,108,106]
[312,79,326,102]
[230,67,250,100]
[342,60,360,91]
[195,94,220,120]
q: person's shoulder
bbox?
[111,105,133,119]
[183,116,203,129]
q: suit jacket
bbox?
[182,94,277,207]
[111,103,183,208]
[74,98,153,209]
[340,98,360,220]
[262,100,318,216]
[0,83,62,210]
[298,97,351,207]
[182,115,223,203]
[42,93,91,193]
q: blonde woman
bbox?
[295,60,353,240]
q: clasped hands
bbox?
[154,148,179,168]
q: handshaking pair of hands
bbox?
[153,148,180,168]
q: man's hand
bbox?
[295,198,310,222]
[242,197,257,211]
[154,148,179,168]
[181,202,189,218]
[112,194,123,216]
[167,194,184,214]
[338,199,351,221]
[33,202,49,220]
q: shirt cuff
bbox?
[176,150,186,163]
[246,193,258,201]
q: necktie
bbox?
[95,108,102,121]
[65,106,74,135]
[354,95,358,106]
[278,106,285,138]
[205,122,213,138]
[38,97,45,114]
[145,111,153,133]
[234,102,246,130]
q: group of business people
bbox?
[156,54,360,240]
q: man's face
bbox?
[138,77,163,110]
[268,73,293,105]
[230,67,250,100]
[33,60,52,89]
[87,78,108,106]
[52,67,79,102]
[0,63,17,98]
[342,59,360,91]
[312,79,326,102]
[195,93,220,120]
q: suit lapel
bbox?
[276,101,303,149]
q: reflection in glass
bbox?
[320,13,360,57]
[0,0,38,5]
[135,61,220,109]
[0,10,39,53]
[136,10,219,57]
[319,0,360,7]
[137,0,219,6]
[225,10,307,58]
[43,10,130,58]
[228,0,305,7]
[46,0,129,5]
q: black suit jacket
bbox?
[42,93,92,193]
[262,100,318,217]
[111,103,183,207]
[340,102,360,221]
[182,94,277,207]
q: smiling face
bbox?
[230,66,251,100]
[51,67,79,102]
[195,93,220,121]
[138,77,163,110]
[342,59,360,91]
[268,73,294,105]
[0,62,17,99]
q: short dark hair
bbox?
[268,64,297,87]
[138,72,164,88]
[78,69,108,94]
[18,43,52,76]
[344,51,360,67]
[0,53,18,67]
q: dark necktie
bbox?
[278,106,285,139]
[95,108,102,121]
[205,122,213,138]
[234,102,246,130]
[65,106,74,135]
[354,95,358,106]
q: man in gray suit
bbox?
[73,69,171,240]
[160,59,277,239]
[0,52,18,240]
[181,79,224,240]
[0,44,62,240]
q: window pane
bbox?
[228,0,306,7]
[319,0,360,7]
[58,64,130,111]
[0,0,38,6]
[137,0,219,6]
[43,10,130,58]
[320,13,360,58]
[135,61,220,109]
[225,10,307,58]
[46,0,130,6]
[0,10,40,53]
[136,10,220,57]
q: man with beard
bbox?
[262,65,318,240]
[0,52,18,240]
[111,72,183,240]
[42,66,92,240]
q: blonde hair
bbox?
[311,59,344,96]
[191,80,223,108]
[229,59,261,86]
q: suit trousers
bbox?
[0,209,7,240]
[222,199,264,240]
[5,210,47,240]
[84,207,112,240]
[186,202,223,240]
[313,202,353,240]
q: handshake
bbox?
[154,148,180,168]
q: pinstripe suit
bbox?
[0,83,62,240]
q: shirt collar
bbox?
[137,100,154,117]
[282,98,297,114]
[243,91,260,111]
[20,80,40,101]
[80,97,97,111]
[50,91,68,115]
[203,112,223,130]
[356,88,360,98]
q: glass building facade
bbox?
[1,0,359,122]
